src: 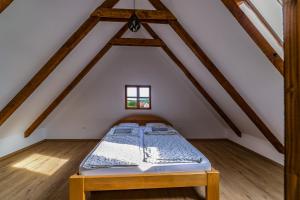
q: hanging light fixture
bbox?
[128,0,141,32]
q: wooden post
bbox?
[284,0,300,199]
[69,175,85,200]
[206,170,220,200]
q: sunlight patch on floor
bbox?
[12,153,69,175]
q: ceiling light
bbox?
[128,0,141,32]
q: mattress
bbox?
[79,126,211,176]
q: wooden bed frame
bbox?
[69,114,220,200]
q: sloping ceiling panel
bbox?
[0,0,283,163]
[44,46,228,139]
[150,0,284,141]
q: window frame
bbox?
[125,85,151,110]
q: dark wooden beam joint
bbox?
[110,38,162,47]
[92,8,176,23]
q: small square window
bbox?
[126,87,137,97]
[139,87,150,97]
[125,85,151,110]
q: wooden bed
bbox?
[69,114,220,200]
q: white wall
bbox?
[151,0,284,164]
[239,1,283,58]
[228,129,284,164]
[0,0,116,158]
[45,47,228,139]
[0,0,284,164]
[250,0,283,40]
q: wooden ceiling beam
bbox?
[221,0,284,75]
[24,24,128,137]
[243,0,283,47]
[92,8,176,22]
[98,0,120,8]
[110,38,162,47]
[0,0,119,126]
[3,0,282,154]
[0,0,13,13]
[149,0,284,153]
[142,23,242,137]
[99,18,170,24]
[169,21,284,153]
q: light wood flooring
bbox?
[0,140,283,200]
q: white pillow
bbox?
[118,123,139,128]
[146,123,167,128]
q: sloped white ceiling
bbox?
[44,46,228,140]
[250,0,283,40]
[150,0,283,163]
[0,0,283,163]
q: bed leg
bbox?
[206,170,220,200]
[69,175,86,200]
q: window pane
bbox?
[139,87,150,97]
[127,98,137,108]
[127,87,137,97]
[139,98,150,109]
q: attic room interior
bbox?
[0,0,299,199]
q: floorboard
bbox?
[0,140,283,200]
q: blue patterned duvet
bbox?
[82,126,210,169]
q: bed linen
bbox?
[143,134,203,164]
[82,127,142,169]
[79,125,211,175]
[144,126,177,135]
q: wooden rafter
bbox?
[243,0,283,47]
[24,24,128,137]
[221,0,284,75]
[98,0,120,8]
[110,38,162,47]
[0,0,13,13]
[92,8,176,23]
[149,0,284,153]
[0,0,120,126]
[25,22,241,138]
[284,0,300,198]
[142,23,242,137]
[3,0,283,154]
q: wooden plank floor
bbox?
[0,140,283,200]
